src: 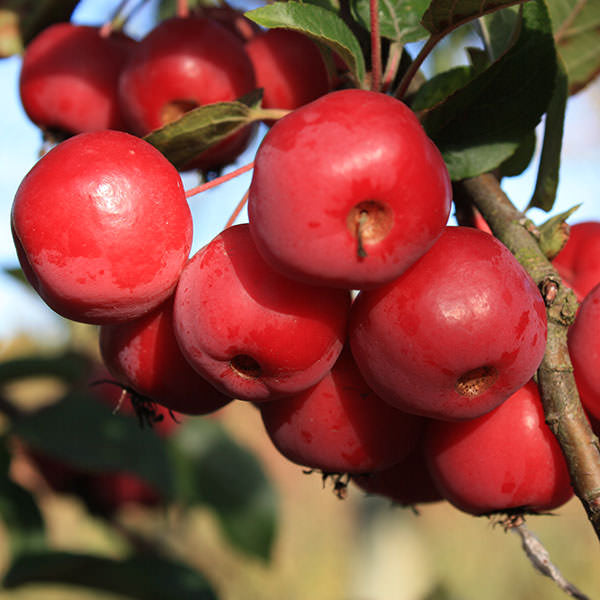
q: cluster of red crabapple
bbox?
[11,8,600,518]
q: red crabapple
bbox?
[259,348,424,474]
[11,130,193,324]
[553,221,600,301]
[173,224,351,402]
[248,89,452,289]
[352,444,443,506]
[424,381,573,515]
[349,226,547,421]
[568,282,600,421]
[100,296,232,416]
[118,16,256,170]
[245,29,331,111]
[19,23,133,134]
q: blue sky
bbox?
[1,0,599,342]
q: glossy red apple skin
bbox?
[245,29,331,111]
[20,23,132,134]
[553,221,600,301]
[352,444,443,506]
[173,224,352,402]
[11,130,193,324]
[248,89,452,289]
[118,16,256,170]
[349,226,548,421]
[568,282,600,420]
[259,348,424,474]
[100,296,232,416]
[424,381,573,516]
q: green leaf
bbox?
[11,392,174,499]
[538,204,580,258]
[411,65,474,111]
[3,267,29,287]
[422,0,557,180]
[548,0,600,94]
[498,130,537,177]
[476,5,521,60]
[0,439,46,555]
[3,551,218,600]
[528,56,568,211]
[144,91,262,170]
[350,0,430,43]
[169,418,278,561]
[245,1,366,87]
[0,351,91,386]
[421,0,529,35]
[0,0,79,58]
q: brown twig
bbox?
[455,173,600,542]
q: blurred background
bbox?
[1,1,599,598]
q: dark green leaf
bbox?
[11,392,174,498]
[528,56,568,211]
[3,267,29,287]
[169,418,278,561]
[548,0,600,94]
[477,5,521,60]
[0,0,79,57]
[421,0,528,35]
[0,351,91,386]
[3,551,218,600]
[466,46,491,72]
[0,439,46,555]
[498,130,537,177]
[305,0,341,12]
[411,65,474,111]
[245,1,366,86]
[422,0,557,180]
[350,0,429,43]
[144,91,262,170]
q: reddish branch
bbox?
[185,161,254,198]
[369,0,381,92]
[455,173,600,542]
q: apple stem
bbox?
[177,0,189,18]
[369,0,382,92]
[250,108,292,122]
[356,210,369,258]
[99,0,147,37]
[381,41,403,93]
[185,161,254,198]
[394,33,441,99]
[225,189,250,229]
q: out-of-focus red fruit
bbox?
[84,471,162,515]
[99,296,232,416]
[350,226,547,421]
[118,16,256,171]
[352,444,443,506]
[245,29,332,111]
[259,348,424,474]
[424,381,573,515]
[553,221,600,301]
[20,23,133,134]
[200,6,261,41]
[568,282,600,420]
